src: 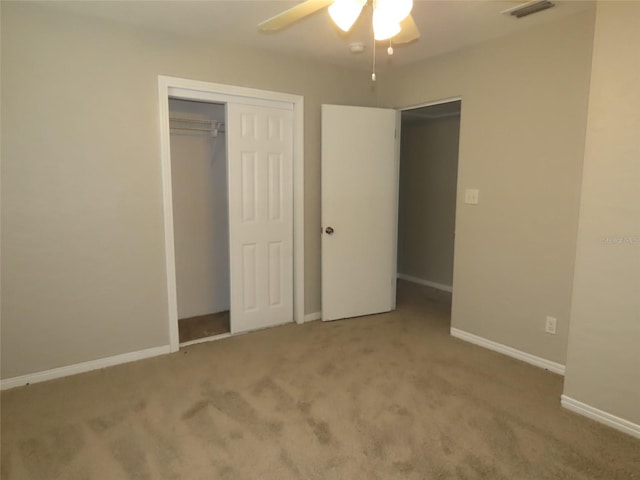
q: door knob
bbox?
[325,227,334,235]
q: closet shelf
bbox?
[170,116,225,137]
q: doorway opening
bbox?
[168,99,231,345]
[397,99,462,311]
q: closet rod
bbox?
[169,118,225,137]
[170,126,215,133]
[170,117,225,126]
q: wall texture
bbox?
[563,2,640,425]
[169,100,229,319]
[380,10,596,365]
[398,115,460,287]
[0,3,375,378]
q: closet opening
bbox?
[397,99,462,314]
[159,76,305,352]
[169,99,231,345]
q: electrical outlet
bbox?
[545,316,557,335]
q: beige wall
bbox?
[380,10,596,365]
[563,2,640,424]
[169,100,229,319]
[0,3,375,378]
[398,115,460,287]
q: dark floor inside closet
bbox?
[178,311,230,343]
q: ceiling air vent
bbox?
[502,0,555,19]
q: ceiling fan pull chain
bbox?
[372,21,377,82]
[372,45,376,81]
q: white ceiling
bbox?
[38,0,594,71]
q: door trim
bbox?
[158,75,304,352]
[398,96,463,112]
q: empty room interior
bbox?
[1,1,639,478]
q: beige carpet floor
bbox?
[1,281,639,479]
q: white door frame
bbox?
[158,75,305,352]
[399,96,462,112]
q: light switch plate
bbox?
[465,189,479,205]
[545,316,557,334]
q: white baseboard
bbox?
[304,311,321,322]
[0,345,171,391]
[450,327,565,375]
[397,273,453,293]
[561,395,640,439]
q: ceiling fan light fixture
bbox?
[328,0,366,32]
[373,9,401,41]
[375,0,413,23]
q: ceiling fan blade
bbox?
[259,0,334,32]
[393,14,421,44]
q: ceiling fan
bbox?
[258,0,421,45]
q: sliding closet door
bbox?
[226,102,294,334]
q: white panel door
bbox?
[227,103,293,333]
[321,104,400,321]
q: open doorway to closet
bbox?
[169,99,230,344]
[397,99,461,307]
[159,76,305,353]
